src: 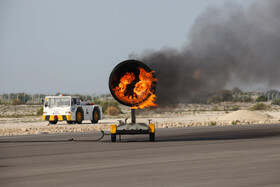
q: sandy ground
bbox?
[1,103,280,136]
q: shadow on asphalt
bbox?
[102,129,280,143]
[1,129,280,143]
[154,130,280,142]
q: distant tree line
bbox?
[207,88,280,104]
[1,89,280,106]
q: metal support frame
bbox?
[131,108,136,123]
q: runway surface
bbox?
[1,124,280,187]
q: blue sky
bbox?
[0,0,256,95]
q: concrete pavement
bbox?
[1,124,280,186]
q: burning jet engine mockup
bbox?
[109,59,157,142]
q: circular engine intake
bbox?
[109,59,157,108]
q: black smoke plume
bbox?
[130,0,280,106]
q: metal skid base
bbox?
[110,109,155,142]
[110,123,155,142]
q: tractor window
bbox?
[77,99,80,105]
[71,98,80,105]
[48,98,70,107]
[72,98,77,106]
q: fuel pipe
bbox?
[68,130,110,142]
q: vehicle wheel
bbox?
[149,133,155,141]
[91,109,99,124]
[76,110,83,124]
[111,134,116,142]
[67,121,74,124]
[49,120,57,125]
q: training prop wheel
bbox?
[111,134,116,142]
[149,133,155,141]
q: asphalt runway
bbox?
[1,124,280,187]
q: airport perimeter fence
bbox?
[0,93,45,105]
[0,93,113,105]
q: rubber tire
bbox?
[91,109,99,124]
[76,110,83,124]
[149,133,155,141]
[111,134,116,142]
[67,121,74,124]
[49,121,57,125]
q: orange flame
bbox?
[113,67,157,109]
